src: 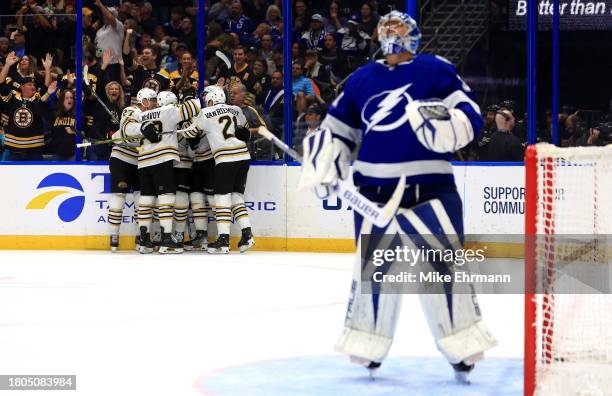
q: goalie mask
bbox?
[377,11,421,56]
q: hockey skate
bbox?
[135,235,141,252]
[452,361,475,384]
[159,228,182,254]
[208,234,230,254]
[191,230,208,251]
[110,234,119,252]
[350,356,381,379]
[173,231,186,253]
[139,226,154,254]
[238,227,255,253]
[152,232,161,252]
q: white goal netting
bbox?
[528,144,612,396]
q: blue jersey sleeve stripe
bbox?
[321,114,362,144]
[353,159,454,178]
[442,90,481,115]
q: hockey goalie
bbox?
[298,11,497,382]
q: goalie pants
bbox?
[336,183,496,365]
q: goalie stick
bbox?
[256,126,405,228]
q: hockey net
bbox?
[525,144,612,396]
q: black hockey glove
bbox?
[141,122,161,143]
[186,136,200,150]
[235,125,250,142]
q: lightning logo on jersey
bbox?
[362,83,413,133]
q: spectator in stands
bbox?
[337,17,371,60]
[82,7,96,46]
[231,82,267,136]
[245,46,259,66]
[558,104,576,146]
[261,70,284,138]
[291,60,314,116]
[208,0,231,23]
[170,50,198,101]
[229,46,255,92]
[139,2,157,35]
[320,33,347,83]
[304,49,332,103]
[83,80,124,161]
[292,42,305,63]
[9,29,26,58]
[264,5,283,41]
[125,45,172,104]
[45,89,76,161]
[486,109,524,161]
[0,68,58,161]
[0,37,10,66]
[164,6,185,38]
[300,14,326,52]
[223,0,255,45]
[293,0,308,35]
[260,34,275,68]
[294,103,324,156]
[251,58,269,102]
[180,16,198,51]
[270,47,283,75]
[474,104,499,160]
[357,2,380,38]
[15,1,55,61]
[324,2,346,33]
[94,0,124,70]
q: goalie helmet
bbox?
[136,88,157,105]
[157,91,177,107]
[377,11,421,56]
[204,88,226,106]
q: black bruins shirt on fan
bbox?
[128,66,172,105]
[169,68,199,102]
[0,84,47,152]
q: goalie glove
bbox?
[406,99,474,153]
[141,121,162,143]
[298,128,350,199]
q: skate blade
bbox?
[158,247,183,254]
[454,371,471,384]
[239,239,255,253]
[111,247,118,253]
[139,247,154,254]
[207,247,229,254]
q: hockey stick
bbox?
[83,65,120,125]
[215,50,232,104]
[76,131,176,148]
[257,126,405,228]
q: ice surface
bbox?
[0,251,523,395]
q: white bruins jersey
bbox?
[193,104,250,164]
[193,133,212,163]
[176,118,195,169]
[135,98,200,169]
[111,106,141,166]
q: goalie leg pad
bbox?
[108,193,126,235]
[336,215,402,363]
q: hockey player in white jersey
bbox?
[125,89,201,254]
[298,11,497,382]
[107,88,157,251]
[156,91,195,252]
[184,88,255,254]
[185,85,221,251]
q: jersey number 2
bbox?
[218,115,238,139]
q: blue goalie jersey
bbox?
[321,54,483,188]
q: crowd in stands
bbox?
[0,0,608,162]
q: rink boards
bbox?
[0,162,525,253]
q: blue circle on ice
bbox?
[197,355,522,396]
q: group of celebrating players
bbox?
[107,85,255,255]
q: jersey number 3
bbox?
[218,115,238,139]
